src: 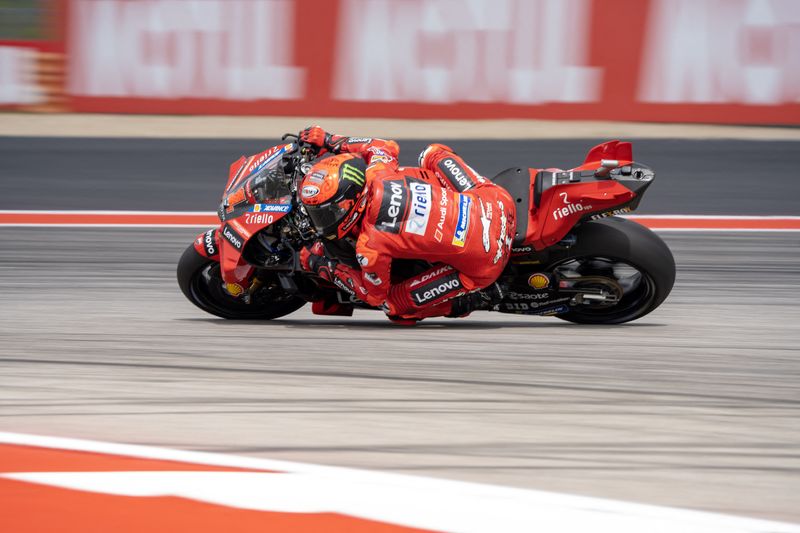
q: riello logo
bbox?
[552,192,592,221]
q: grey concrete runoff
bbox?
[1,228,798,523]
[2,113,799,140]
[2,137,800,215]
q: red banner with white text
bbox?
[2,0,799,124]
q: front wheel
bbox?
[177,242,306,320]
[549,217,676,324]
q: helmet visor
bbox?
[305,201,351,236]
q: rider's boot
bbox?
[447,282,505,317]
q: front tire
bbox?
[550,217,676,324]
[177,242,306,320]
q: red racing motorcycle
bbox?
[177,134,675,324]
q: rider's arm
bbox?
[328,135,400,169]
[299,125,399,170]
[300,235,390,309]
[354,230,392,308]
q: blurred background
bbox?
[1,0,800,527]
[1,0,799,121]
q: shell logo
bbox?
[527,273,550,289]
[225,283,244,297]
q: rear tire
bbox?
[550,217,675,324]
[177,242,306,320]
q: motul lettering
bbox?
[414,278,462,304]
[69,0,304,100]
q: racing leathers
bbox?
[303,133,516,320]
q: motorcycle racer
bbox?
[297,126,516,321]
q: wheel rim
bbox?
[552,256,658,322]
[189,262,298,318]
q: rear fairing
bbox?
[508,141,656,252]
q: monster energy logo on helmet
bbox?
[341,162,366,187]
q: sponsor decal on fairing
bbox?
[248,145,288,176]
[528,273,550,289]
[203,229,218,257]
[590,206,632,220]
[225,282,245,297]
[552,192,592,221]
[506,291,550,301]
[501,297,570,312]
[251,204,291,213]
[244,212,274,225]
[222,224,244,250]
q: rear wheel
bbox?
[177,243,306,320]
[549,217,675,324]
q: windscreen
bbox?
[220,151,293,220]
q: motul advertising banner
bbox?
[2,0,799,124]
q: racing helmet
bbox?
[299,153,368,239]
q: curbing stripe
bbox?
[0,432,798,533]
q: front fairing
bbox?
[217,143,297,284]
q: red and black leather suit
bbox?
[302,132,516,320]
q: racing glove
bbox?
[299,126,332,151]
[299,125,354,155]
[300,241,327,273]
[300,242,369,302]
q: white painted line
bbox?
[622,215,800,220]
[0,211,798,230]
[0,223,213,228]
[0,432,798,533]
[0,210,214,215]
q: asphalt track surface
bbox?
[1,137,799,524]
[1,227,798,523]
[2,137,800,214]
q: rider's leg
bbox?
[384,263,499,320]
